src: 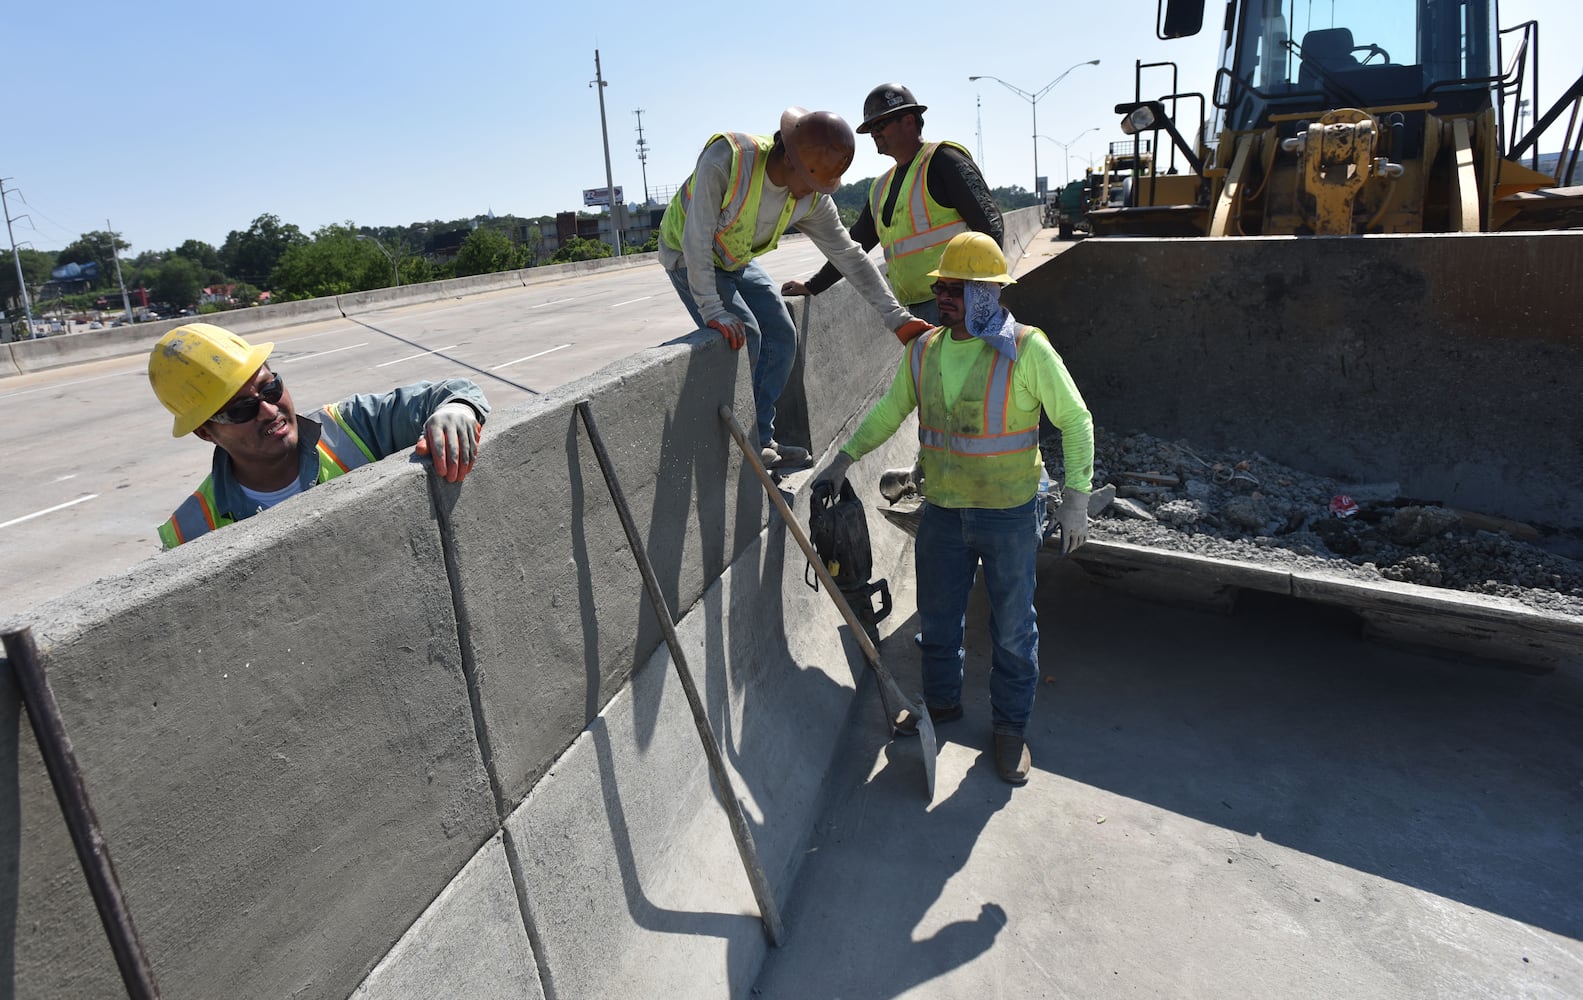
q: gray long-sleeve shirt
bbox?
[659,135,911,330]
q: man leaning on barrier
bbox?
[148,322,489,548]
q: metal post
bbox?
[592,51,623,255]
[107,220,134,324]
[2,179,37,337]
[3,627,162,999]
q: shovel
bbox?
[720,405,937,801]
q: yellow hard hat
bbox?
[927,232,1015,285]
[148,323,274,437]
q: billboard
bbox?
[582,186,624,207]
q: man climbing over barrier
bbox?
[148,322,489,548]
[660,106,931,469]
[810,232,1095,785]
[784,83,1004,327]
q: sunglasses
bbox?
[209,374,285,425]
[930,281,967,298]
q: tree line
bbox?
[2,182,1037,323]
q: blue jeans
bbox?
[666,260,797,448]
[915,498,1042,735]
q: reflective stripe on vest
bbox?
[660,133,800,271]
[158,405,379,548]
[870,141,972,304]
[908,326,1042,508]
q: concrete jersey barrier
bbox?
[2,273,916,999]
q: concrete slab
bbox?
[350,833,543,999]
[504,425,924,1000]
[752,557,1583,998]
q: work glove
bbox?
[811,451,855,497]
[416,401,483,484]
[1052,485,1091,556]
[781,280,812,296]
[893,318,932,345]
[708,317,746,351]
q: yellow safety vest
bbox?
[871,141,972,305]
[909,325,1043,509]
[660,133,804,271]
[158,405,377,548]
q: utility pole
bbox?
[634,108,651,205]
[1,178,38,338]
[975,95,985,166]
[590,50,623,255]
[106,220,133,324]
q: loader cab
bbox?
[1190,0,1501,132]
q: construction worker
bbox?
[810,233,1094,786]
[660,106,930,468]
[784,84,1004,326]
[148,322,488,548]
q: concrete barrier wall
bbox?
[1001,231,1583,529]
[1001,205,1045,268]
[3,275,914,999]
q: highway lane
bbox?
[0,238,844,619]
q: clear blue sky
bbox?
[9,0,1578,254]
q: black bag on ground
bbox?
[807,479,892,623]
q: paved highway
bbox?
[0,238,848,620]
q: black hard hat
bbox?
[857,84,927,134]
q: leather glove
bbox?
[811,451,854,496]
[708,318,746,351]
[893,318,932,345]
[781,280,812,296]
[416,401,483,484]
[1052,485,1091,556]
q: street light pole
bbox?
[356,235,399,287]
[591,50,624,255]
[970,59,1100,198]
[1037,127,1100,185]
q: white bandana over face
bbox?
[963,280,1019,361]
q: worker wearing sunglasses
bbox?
[149,323,490,548]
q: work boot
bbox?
[766,440,812,469]
[994,733,1031,785]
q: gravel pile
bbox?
[1042,427,1583,620]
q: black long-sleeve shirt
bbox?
[805,143,1003,301]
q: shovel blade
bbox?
[916,703,938,801]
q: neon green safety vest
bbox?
[870,141,972,305]
[908,325,1043,509]
[158,405,378,548]
[660,133,803,271]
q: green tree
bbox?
[991,185,1041,211]
[173,239,222,273]
[55,230,129,287]
[269,225,389,300]
[550,236,613,264]
[220,213,308,287]
[150,256,203,309]
[624,231,660,254]
[454,228,527,276]
[0,248,54,316]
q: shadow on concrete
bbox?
[1036,559,1583,941]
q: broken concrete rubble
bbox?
[1036,428,1583,620]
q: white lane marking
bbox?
[376,345,458,368]
[529,298,578,309]
[276,342,368,363]
[491,344,571,370]
[0,367,139,401]
[1,494,99,530]
[609,295,654,307]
